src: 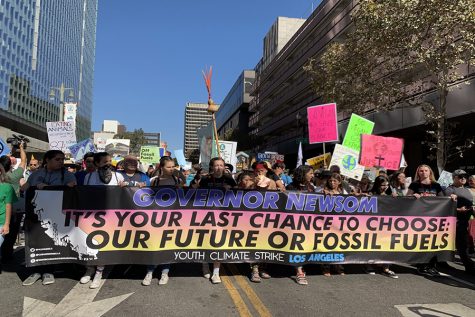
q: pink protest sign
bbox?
[307,103,339,144]
[359,135,404,170]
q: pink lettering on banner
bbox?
[307,103,339,144]
[359,135,404,170]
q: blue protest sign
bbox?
[68,139,96,162]
[174,149,187,167]
[0,138,11,156]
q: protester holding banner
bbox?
[254,163,277,190]
[120,156,150,187]
[390,172,408,196]
[366,176,399,278]
[443,170,475,274]
[286,165,315,285]
[270,162,287,191]
[144,156,184,286]
[22,150,77,286]
[194,157,237,284]
[81,152,125,288]
[75,152,96,185]
[406,164,444,277]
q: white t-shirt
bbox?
[84,171,124,186]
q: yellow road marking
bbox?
[227,264,272,317]
[221,269,252,317]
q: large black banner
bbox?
[25,186,456,267]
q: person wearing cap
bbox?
[444,169,475,274]
[119,156,150,187]
[254,163,277,190]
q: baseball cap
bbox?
[453,169,468,177]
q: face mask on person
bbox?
[98,164,112,184]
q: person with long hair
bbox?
[390,171,407,196]
[406,164,444,276]
[143,156,183,286]
[286,165,315,285]
[21,150,76,286]
[365,176,399,278]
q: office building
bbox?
[102,120,120,134]
[249,0,474,174]
[0,0,98,150]
[143,132,161,147]
[216,70,255,151]
[184,102,214,157]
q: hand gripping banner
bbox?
[24,187,456,267]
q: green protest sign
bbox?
[342,114,375,151]
[140,146,161,163]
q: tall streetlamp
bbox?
[49,83,74,121]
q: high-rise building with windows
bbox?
[184,102,214,157]
[0,0,98,151]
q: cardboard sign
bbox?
[342,114,375,151]
[64,102,77,122]
[218,141,238,172]
[329,144,365,180]
[174,149,187,167]
[68,139,95,162]
[306,153,331,169]
[307,103,339,144]
[438,170,453,188]
[359,135,404,170]
[46,121,77,153]
[0,137,11,156]
[140,146,164,164]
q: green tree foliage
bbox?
[114,128,146,155]
[304,0,475,172]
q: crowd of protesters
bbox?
[0,146,474,288]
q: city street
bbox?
[1,249,474,317]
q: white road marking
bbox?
[395,303,475,317]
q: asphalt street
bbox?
[1,248,474,317]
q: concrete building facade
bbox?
[184,102,213,157]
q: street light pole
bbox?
[49,83,74,121]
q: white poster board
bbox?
[329,144,365,180]
[218,141,238,172]
[46,121,77,153]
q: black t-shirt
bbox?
[444,185,474,222]
[408,181,443,197]
[199,174,236,189]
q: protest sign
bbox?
[68,139,95,162]
[438,170,453,188]
[257,152,285,165]
[306,153,331,169]
[105,139,130,157]
[218,141,238,172]
[140,146,162,164]
[64,102,77,122]
[46,121,77,153]
[0,137,11,156]
[174,149,187,167]
[25,187,455,267]
[198,123,217,171]
[307,103,339,144]
[360,135,404,170]
[330,144,365,180]
[236,152,250,171]
[342,114,374,151]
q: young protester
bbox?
[236,171,271,283]
[286,165,315,285]
[254,163,277,190]
[0,143,26,263]
[21,150,77,286]
[75,152,96,185]
[0,164,15,262]
[272,162,292,187]
[143,156,183,286]
[267,162,285,191]
[390,171,408,196]
[443,170,475,274]
[319,173,346,276]
[120,156,150,187]
[192,157,236,284]
[406,164,444,276]
[80,152,126,288]
[365,176,399,278]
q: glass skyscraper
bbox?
[0,0,98,142]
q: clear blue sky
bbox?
[92,0,321,151]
